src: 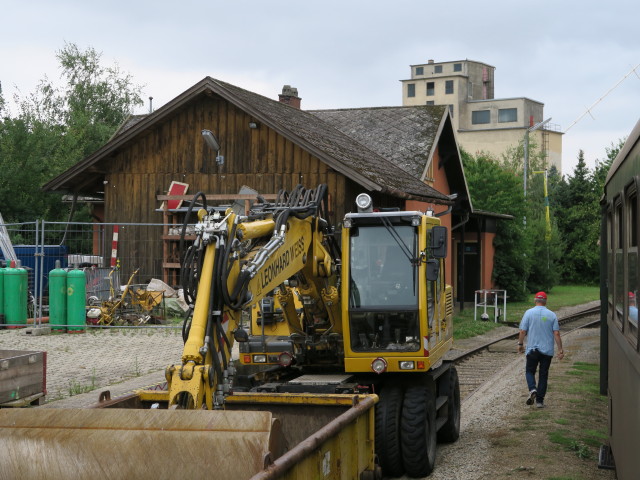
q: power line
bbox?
[565,63,640,132]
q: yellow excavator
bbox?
[0,185,459,479]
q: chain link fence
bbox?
[0,220,188,329]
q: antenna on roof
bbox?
[149,96,153,113]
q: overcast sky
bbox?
[2,0,638,175]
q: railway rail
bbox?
[452,304,600,400]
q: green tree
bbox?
[0,115,66,220]
[462,139,564,298]
[0,81,5,116]
[0,43,143,222]
[526,213,563,292]
[593,139,624,193]
[555,150,600,284]
[461,150,529,300]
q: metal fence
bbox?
[0,220,184,328]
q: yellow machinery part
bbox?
[0,408,282,480]
[237,219,276,239]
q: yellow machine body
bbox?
[0,185,456,479]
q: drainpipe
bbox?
[452,212,471,311]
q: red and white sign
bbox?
[161,181,189,210]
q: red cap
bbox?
[535,291,547,300]
[629,292,636,299]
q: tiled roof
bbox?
[309,105,446,179]
[211,79,451,203]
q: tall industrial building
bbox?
[401,59,562,172]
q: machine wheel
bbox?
[438,366,461,443]
[375,385,404,477]
[401,385,437,477]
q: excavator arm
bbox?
[166,185,338,409]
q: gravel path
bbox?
[0,327,183,406]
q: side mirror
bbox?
[426,259,440,282]
[430,226,447,258]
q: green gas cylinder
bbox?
[49,260,67,332]
[66,268,86,333]
[4,260,26,328]
[19,263,28,324]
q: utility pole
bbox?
[532,169,552,242]
[524,118,551,226]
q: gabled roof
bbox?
[43,77,452,205]
[310,105,472,212]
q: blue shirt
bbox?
[519,305,559,356]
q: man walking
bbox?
[517,292,564,408]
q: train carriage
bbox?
[600,118,640,480]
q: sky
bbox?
[1,0,639,175]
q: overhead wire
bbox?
[565,63,640,133]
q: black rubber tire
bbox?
[438,366,461,443]
[401,385,437,477]
[375,385,405,477]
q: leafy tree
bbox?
[593,138,624,193]
[462,137,565,299]
[0,115,66,220]
[461,150,529,300]
[555,150,600,284]
[0,43,143,222]
[0,81,5,116]
[526,213,563,292]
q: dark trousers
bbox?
[525,349,553,402]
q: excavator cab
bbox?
[341,194,453,374]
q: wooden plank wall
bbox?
[104,94,351,283]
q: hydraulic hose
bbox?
[212,241,230,372]
[180,192,208,306]
[205,242,224,384]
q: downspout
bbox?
[477,219,481,293]
[452,212,471,311]
[435,205,453,218]
[451,211,470,230]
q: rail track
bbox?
[452,305,600,400]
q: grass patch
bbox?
[68,369,97,396]
[581,429,606,440]
[548,430,573,447]
[452,310,500,339]
[565,370,590,376]
[580,429,607,447]
[565,382,600,396]
[548,431,592,458]
[571,362,599,372]
[537,359,607,462]
[568,440,592,459]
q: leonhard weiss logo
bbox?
[259,237,305,289]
